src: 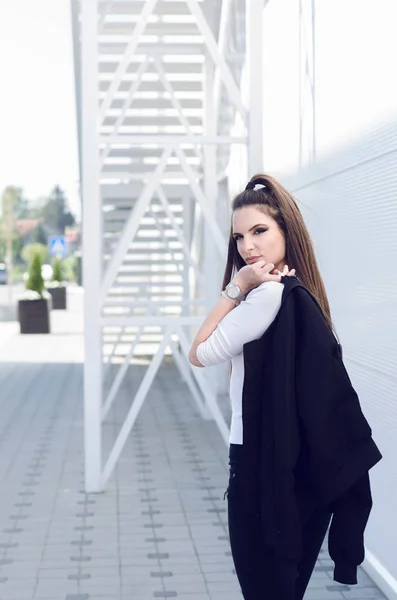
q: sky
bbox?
[0,0,396,220]
[0,0,80,218]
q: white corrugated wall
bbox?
[282,115,397,597]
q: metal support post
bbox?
[246,0,264,174]
[204,56,221,414]
[299,0,316,166]
[81,0,103,493]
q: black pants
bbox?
[225,444,332,600]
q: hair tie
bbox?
[252,178,268,188]
[245,181,255,190]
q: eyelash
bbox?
[233,228,267,242]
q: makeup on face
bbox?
[232,207,286,269]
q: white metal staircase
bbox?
[71,0,265,491]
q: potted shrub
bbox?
[18,251,51,334]
[46,257,67,310]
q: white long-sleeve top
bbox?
[196,281,284,445]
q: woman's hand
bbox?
[232,262,296,295]
[275,264,296,278]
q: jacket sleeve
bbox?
[328,472,373,585]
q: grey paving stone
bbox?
[341,588,386,599]
[0,542,18,548]
[173,596,211,600]
[78,580,122,593]
[71,540,93,546]
[304,592,344,599]
[0,350,387,600]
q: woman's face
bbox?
[232,205,286,271]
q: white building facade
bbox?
[71,1,397,597]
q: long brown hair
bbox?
[222,173,335,333]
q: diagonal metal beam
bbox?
[169,337,207,419]
[102,326,144,421]
[147,206,184,278]
[100,57,150,169]
[152,57,201,160]
[99,0,158,124]
[100,145,173,304]
[102,327,172,486]
[156,185,204,284]
[174,146,227,259]
[213,0,232,127]
[186,0,246,118]
[176,326,229,443]
[103,311,132,378]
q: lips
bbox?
[246,257,261,264]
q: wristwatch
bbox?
[222,282,244,305]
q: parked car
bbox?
[0,263,8,285]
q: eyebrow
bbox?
[232,223,268,237]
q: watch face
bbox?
[227,284,240,299]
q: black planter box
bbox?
[48,286,67,310]
[18,298,50,334]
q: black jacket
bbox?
[240,275,382,585]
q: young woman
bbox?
[188,173,382,600]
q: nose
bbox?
[241,236,255,255]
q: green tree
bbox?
[0,186,32,220]
[26,251,44,297]
[41,185,75,234]
[21,243,49,265]
[0,237,22,262]
[52,257,63,282]
[63,254,77,282]
[0,186,21,281]
[31,222,47,245]
[14,194,30,219]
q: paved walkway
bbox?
[0,289,387,599]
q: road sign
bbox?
[49,236,67,257]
